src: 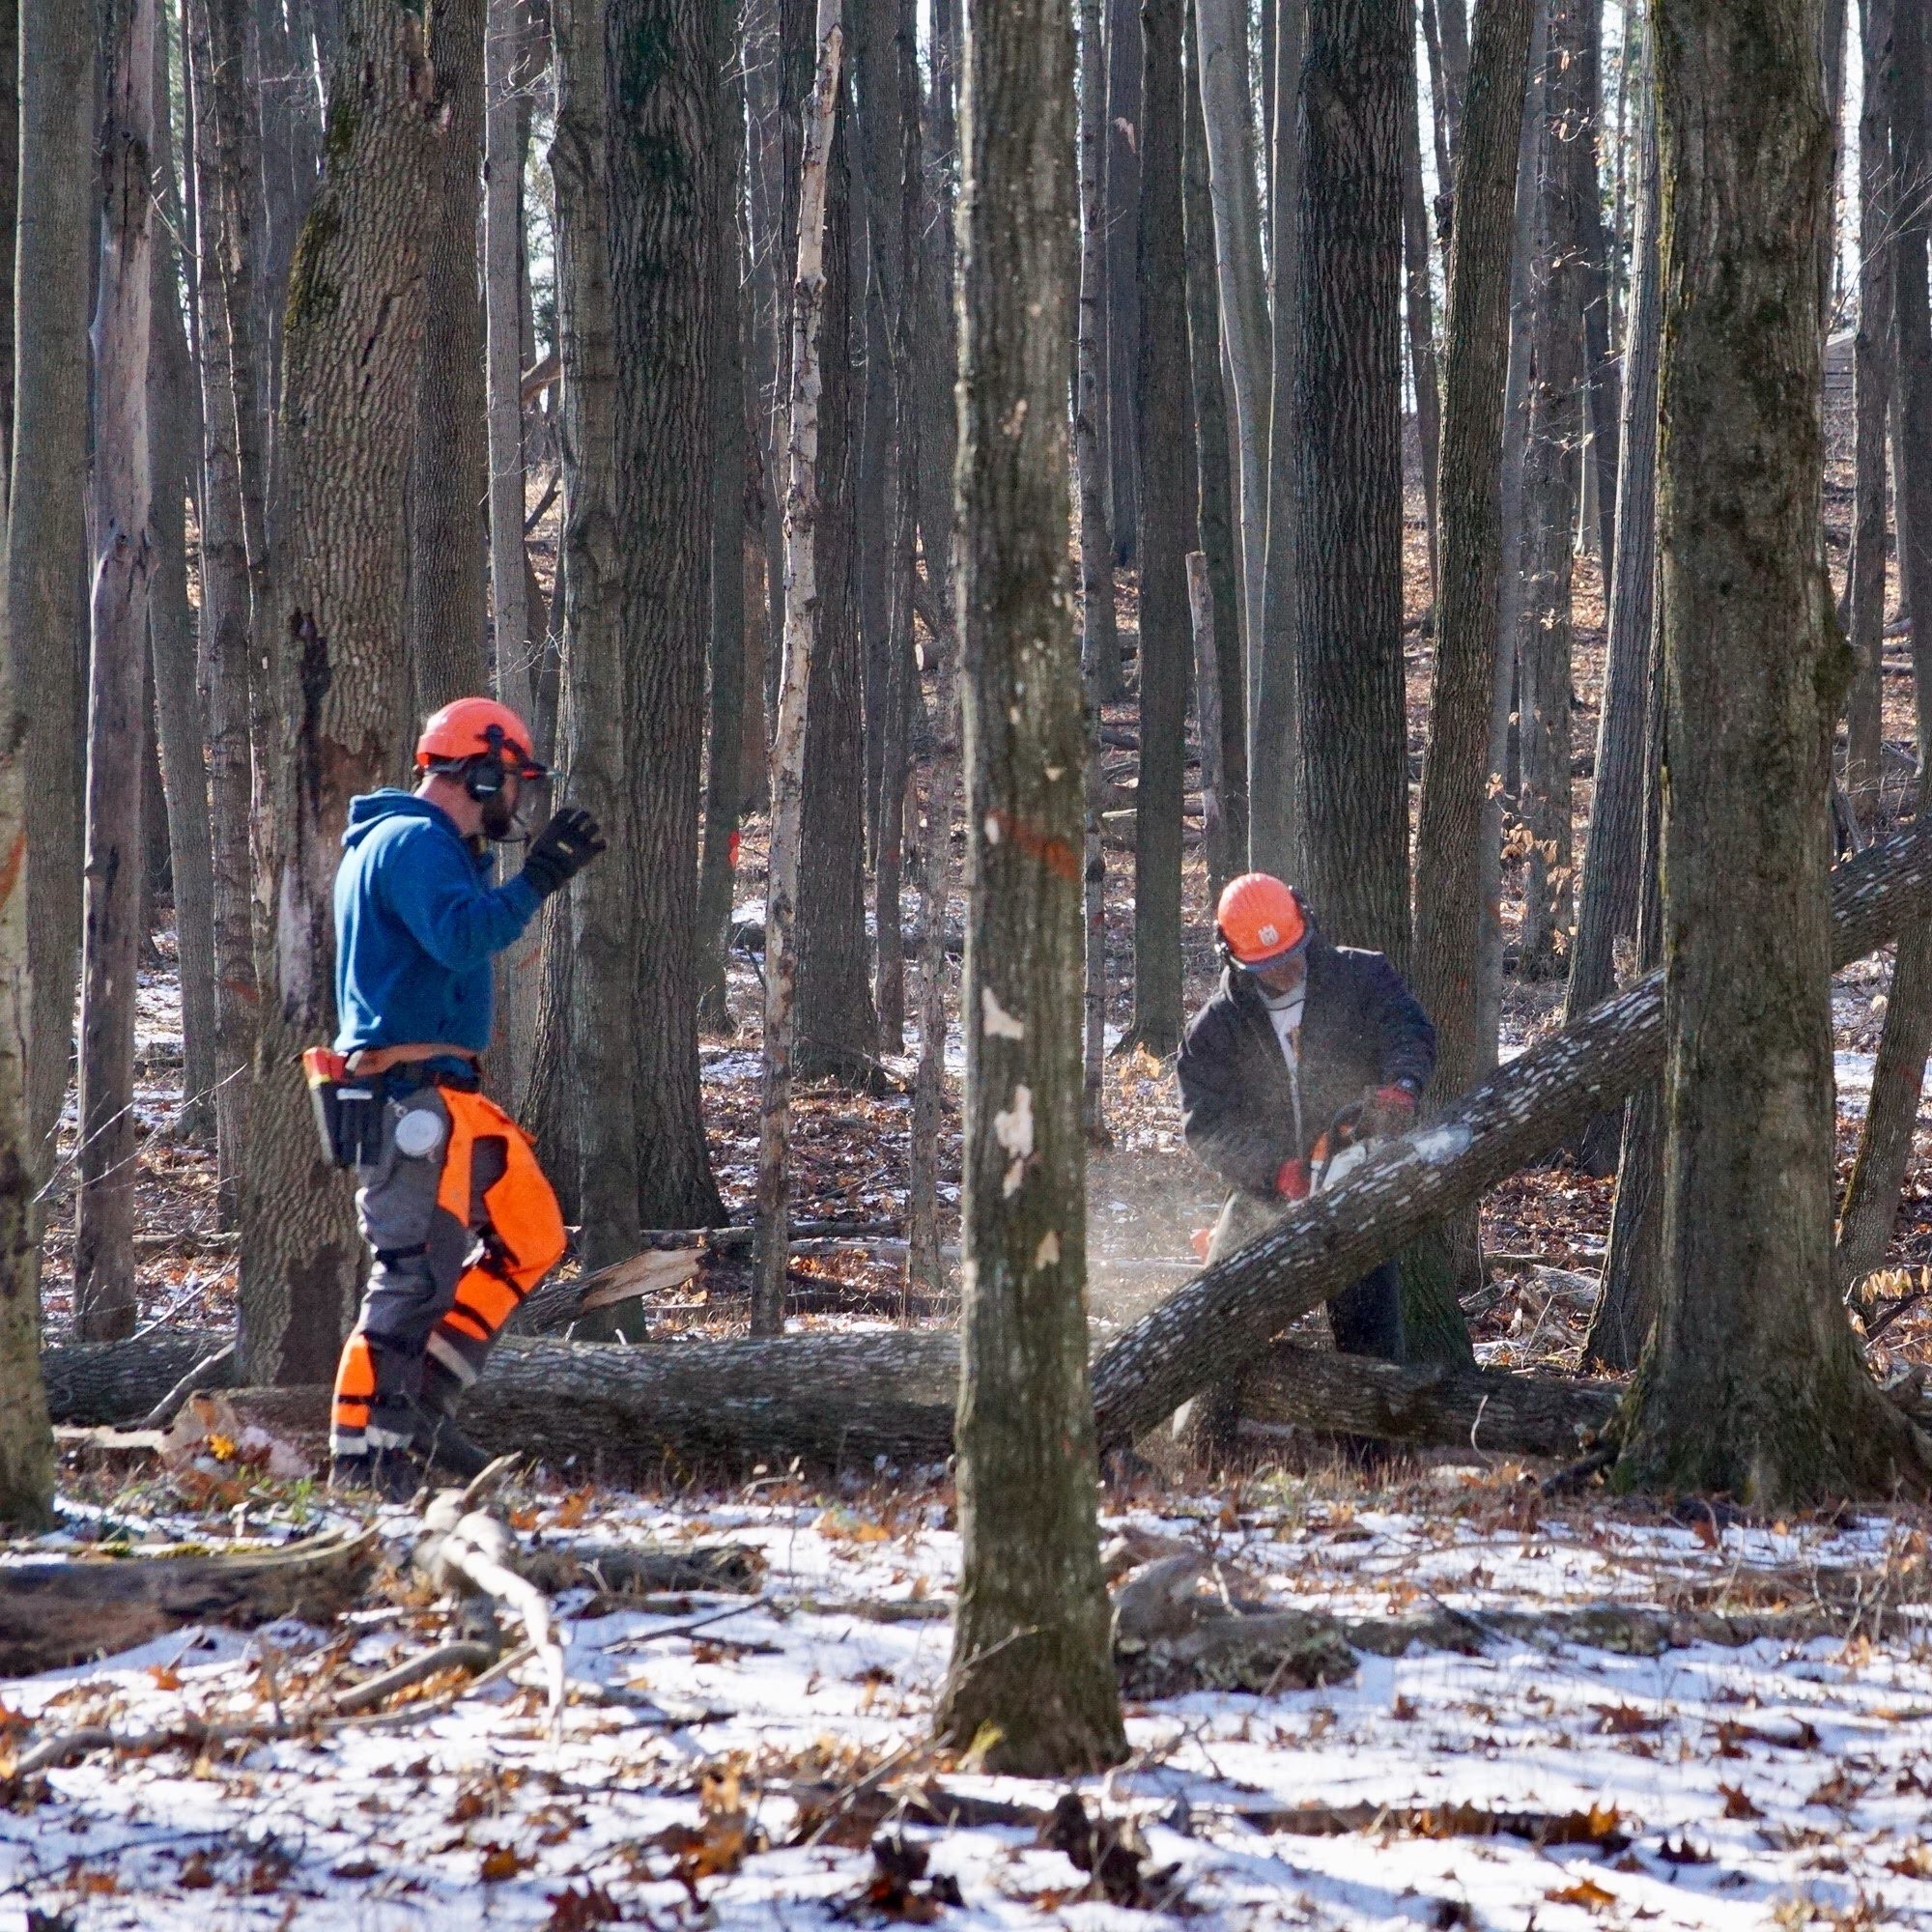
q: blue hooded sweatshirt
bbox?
[333,790,542,1057]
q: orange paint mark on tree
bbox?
[988,810,1079,882]
[0,830,27,911]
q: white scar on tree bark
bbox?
[994,1084,1035,1196]
[981,989,1026,1038]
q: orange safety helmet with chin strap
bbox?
[1215,871,1309,972]
[414,697,548,786]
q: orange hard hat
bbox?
[1216,872,1309,970]
[414,697,546,779]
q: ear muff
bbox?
[464,724,511,802]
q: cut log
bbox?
[0,1528,376,1675]
[1088,822,1932,1449]
[1241,1344,1618,1458]
[34,1329,1622,1468]
[43,1328,232,1424]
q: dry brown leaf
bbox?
[1546,1878,1618,1912]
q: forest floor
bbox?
[7,432,1932,1925]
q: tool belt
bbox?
[301,1043,482,1170]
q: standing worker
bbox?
[315,697,607,1495]
[1178,873,1435,1380]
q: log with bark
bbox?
[0,1527,376,1675]
[1086,822,1932,1449]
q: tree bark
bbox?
[0,0,15,478]
[1582,591,1663,1368]
[1076,0,1120,1134]
[1074,0,1122,731]
[185,0,260,1228]
[1614,0,1932,1504]
[1104,0,1142,569]
[485,0,539,1113]
[11,0,93,1175]
[1564,67,1658,1169]
[1401,17,1441,583]
[552,0,639,1272]
[1515,0,1585,980]
[1845,0,1893,826]
[1293,0,1409,969]
[1193,0,1270,657]
[1086,821,1932,1452]
[698,11,752,1036]
[1833,0,1932,1304]
[932,0,1124,1772]
[0,0,46,1510]
[238,0,440,1388]
[754,0,844,1335]
[1124,0,1196,1059]
[1574,0,1618,565]
[1179,3,1247,876]
[1409,0,1535,1113]
[410,0,489,709]
[148,32,220,1151]
[906,614,961,1292]
[1186,553,1229,898]
[74,0,158,1342]
[609,0,727,1227]
[1249,0,1305,875]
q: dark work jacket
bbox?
[1177,937,1436,1198]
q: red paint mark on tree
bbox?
[989,810,1079,883]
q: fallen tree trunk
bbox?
[0,1528,376,1675]
[42,1329,1617,1470]
[1088,822,1932,1448]
[1241,1344,1618,1457]
[43,1328,232,1424]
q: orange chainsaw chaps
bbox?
[434,1088,566,1293]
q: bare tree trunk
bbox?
[610,0,727,1229]
[793,71,879,1085]
[754,0,844,1336]
[74,0,158,1343]
[932,0,1124,1769]
[0,0,15,479]
[0,248,45,1523]
[1186,552,1228,896]
[1180,0,1247,868]
[698,10,752,1036]
[1194,0,1270,655]
[1833,0,1932,1303]
[1124,0,1197,1060]
[552,0,640,1272]
[1574,0,1617,565]
[1435,0,1470,154]
[238,0,440,1388]
[484,0,539,1115]
[11,0,93,1175]
[1515,0,1584,980]
[1249,0,1304,874]
[1402,14,1441,585]
[1104,0,1142,570]
[411,0,489,707]
[1846,0,1894,826]
[1564,65,1658,1172]
[185,0,259,1227]
[1293,0,1409,970]
[1075,0,1121,721]
[1614,0,1930,1503]
[907,619,961,1291]
[148,24,219,1149]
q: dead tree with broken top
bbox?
[932,0,1124,1776]
[754,0,844,1338]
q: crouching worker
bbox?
[316,697,607,1495]
[1177,873,1435,1373]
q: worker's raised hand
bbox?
[521,807,608,897]
[1360,1084,1418,1141]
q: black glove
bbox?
[521,807,608,897]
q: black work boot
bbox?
[328,1448,420,1503]
[406,1400,494,1481]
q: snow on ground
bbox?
[4,1469,1930,1929]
